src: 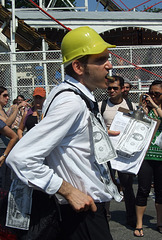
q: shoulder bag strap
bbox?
[100,99,108,116]
[44,89,92,117]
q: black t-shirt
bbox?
[25,115,38,132]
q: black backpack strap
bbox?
[125,98,133,111]
[44,89,92,117]
[100,98,133,115]
[100,99,108,116]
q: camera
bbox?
[142,93,150,100]
[142,93,150,104]
[142,94,147,101]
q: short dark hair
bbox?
[107,75,124,88]
[17,94,25,100]
[149,80,162,91]
[13,99,18,104]
[65,55,89,78]
[0,86,7,96]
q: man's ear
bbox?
[72,60,84,76]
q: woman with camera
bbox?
[134,80,162,237]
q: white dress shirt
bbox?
[6,76,113,204]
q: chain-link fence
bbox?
[94,45,162,103]
[0,50,63,107]
[0,45,162,107]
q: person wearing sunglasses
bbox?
[0,86,30,191]
[134,80,162,237]
[99,75,136,131]
[0,87,30,127]
[98,75,137,228]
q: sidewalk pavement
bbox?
[109,180,162,240]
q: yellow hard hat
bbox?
[61,26,116,65]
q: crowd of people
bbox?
[0,26,161,240]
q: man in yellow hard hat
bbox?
[7,26,121,240]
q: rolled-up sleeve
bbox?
[6,92,84,195]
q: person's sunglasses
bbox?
[108,87,119,91]
[2,94,9,98]
[149,91,162,98]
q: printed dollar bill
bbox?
[6,179,33,230]
[90,112,117,164]
[116,118,153,158]
[100,163,123,202]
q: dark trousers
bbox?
[136,160,162,206]
[118,171,136,220]
[59,202,113,240]
[0,149,11,191]
[15,191,60,240]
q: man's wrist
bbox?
[2,153,7,158]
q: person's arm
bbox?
[57,180,97,212]
[0,115,7,122]
[139,94,149,115]
[6,93,96,212]
[155,106,162,118]
[6,105,14,116]
[17,111,27,139]
[6,101,31,127]
[146,95,162,118]
[0,126,18,167]
[142,94,162,118]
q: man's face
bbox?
[107,80,123,100]
[81,49,113,91]
[17,96,24,105]
[149,84,162,106]
[33,95,45,109]
[123,83,131,97]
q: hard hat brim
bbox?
[63,42,116,65]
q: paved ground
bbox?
[109,179,162,240]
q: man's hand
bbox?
[57,180,97,212]
[0,155,6,167]
[18,100,31,109]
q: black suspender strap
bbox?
[101,98,133,116]
[100,99,108,116]
[44,89,92,117]
[125,98,133,111]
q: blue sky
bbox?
[75,0,162,11]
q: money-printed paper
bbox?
[6,179,33,230]
[90,112,117,164]
[116,118,153,158]
[100,163,123,202]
